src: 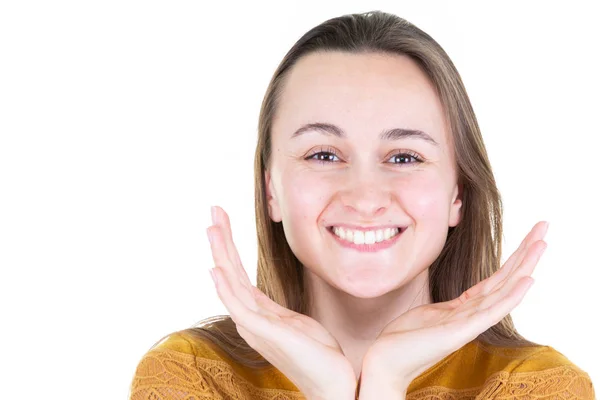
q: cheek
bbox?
[279,169,334,236]
[394,172,452,222]
[393,172,455,278]
[276,169,336,266]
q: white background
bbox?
[1,1,598,398]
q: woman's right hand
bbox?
[206,206,357,400]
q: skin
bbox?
[207,209,546,399]
[265,51,462,376]
[206,51,548,398]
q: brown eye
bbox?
[305,146,341,164]
[307,151,339,163]
[387,151,423,166]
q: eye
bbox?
[305,146,341,164]
[386,151,424,166]
[305,147,425,166]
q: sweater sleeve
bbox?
[128,333,220,400]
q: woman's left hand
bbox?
[359,221,549,395]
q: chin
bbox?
[335,270,407,299]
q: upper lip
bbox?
[327,224,404,231]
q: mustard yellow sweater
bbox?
[129,331,595,399]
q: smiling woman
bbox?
[264,50,463,305]
[129,10,595,400]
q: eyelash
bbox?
[305,146,424,166]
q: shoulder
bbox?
[407,340,595,400]
[492,344,595,399]
[129,330,303,400]
[128,331,221,399]
[150,330,228,360]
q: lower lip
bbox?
[327,227,403,252]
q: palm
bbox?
[367,301,477,383]
[244,284,354,375]
[364,221,549,386]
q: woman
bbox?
[129,11,595,399]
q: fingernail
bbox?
[206,227,213,244]
[211,206,217,225]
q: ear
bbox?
[264,169,282,223]
[449,182,463,227]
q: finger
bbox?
[207,225,257,310]
[213,267,309,358]
[477,240,546,311]
[251,287,297,318]
[506,240,547,286]
[213,206,253,289]
[473,276,534,333]
[444,276,535,345]
[212,267,279,337]
[447,281,483,308]
[448,221,547,308]
[485,221,548,295]
[454,240,545,316]
[210,209,302,326]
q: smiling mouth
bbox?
[326,226,403,245]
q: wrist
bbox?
[357,377,407,400]
[306,391,355,400]
[358,357,409,399]
[304,384,356,400]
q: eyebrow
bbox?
[290,122,439,146]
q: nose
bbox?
[339,168,392,219]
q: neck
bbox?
[304,266,432,378]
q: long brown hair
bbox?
[151,10,539,369]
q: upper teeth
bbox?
[331,226,400,245]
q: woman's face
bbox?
[266,51,462,298]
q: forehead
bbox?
[274,51,450,146]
